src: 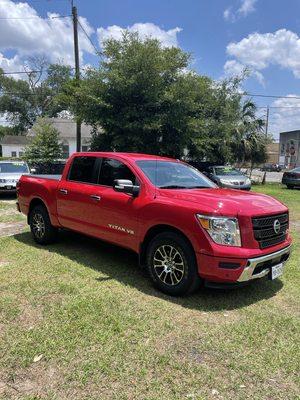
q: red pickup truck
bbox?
[17,152,292,296]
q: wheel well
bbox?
[27,198,47,224]
[139,224,195,267]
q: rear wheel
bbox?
[146,232,200,296]
[287,185,294,189]
[29,204,58,244]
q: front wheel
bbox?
[286,185,294,189]
[29,204,58,245]
[146,232,200,296]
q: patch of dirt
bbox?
[0,221,27,238]
[17,303,44,330]
[0,364,62,399]
[290,220,300,233]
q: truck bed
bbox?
[29,174,62,180]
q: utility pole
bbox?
[265,105,269,136]
[72,1,81,151]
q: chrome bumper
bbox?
[238,245,291,282]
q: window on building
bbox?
[68,156,98,184]
[19,151,23,157]
[11,151,17,158]
[62,144,69,159]
[82,145,89,152]
[98,158,137,187]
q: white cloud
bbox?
[238,0,257,16]
[0,53,24,77]
[97,23,182,48]
[223,59,265,85]
[225,29,300,85]
[224,0,257,22]
[0,0,95,69]
[269,95,300,140]
[223,7,234,22]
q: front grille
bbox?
[252,213,288,249]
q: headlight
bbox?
[245,178,251,185]
[196,214,241,247]
[0,179,6,183]
[219,179,228,184]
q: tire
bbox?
[29,204,58,245]
[287,185,294,189]
[146,232,201,296]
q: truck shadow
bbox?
[14,230,283,312]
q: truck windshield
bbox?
[136,160,216,189]
[0,162,29,174]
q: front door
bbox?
[89,157,142,251]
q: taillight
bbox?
[16,180,20,195]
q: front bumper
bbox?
[0,182,17,191]
[196,245,291,283]
[237,245,291,282]
[282,178,300,186]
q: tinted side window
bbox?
[68,157,98,183]
[99,158,136,186]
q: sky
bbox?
[1,0,300,140]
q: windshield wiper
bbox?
[186,186,209,189]
[158,185,189,189]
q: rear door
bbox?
[56,156,104,236]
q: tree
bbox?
[62,32,267,162]
[62,32,217,158]
[23,118,62,165]
[0,59,73,134]
[231,99,267,167]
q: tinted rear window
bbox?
[68,157,98,183]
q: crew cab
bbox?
[17,152,292,296]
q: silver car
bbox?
[0,160,30,193]
[206,166,251,190]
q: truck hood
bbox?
[158,187,287,216]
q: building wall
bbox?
[2,140,90,160]
[1,144,25,158]
[266,142,279,164]
[279,131,300,168]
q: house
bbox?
[266,142,279,164]
[0,135,30,158]
[279,130,300,168]
[0,118,99,159]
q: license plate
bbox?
[6,186,12,190]
[271,263,284,280]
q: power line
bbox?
[77,18,101,56]
[243,93,300,100]
[0,15,71,20]
[0,66,92,75]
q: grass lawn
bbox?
[0,185,299,400]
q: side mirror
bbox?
[113,179,140,197]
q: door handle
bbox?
[59,189,68,195]
[90,195,101,201]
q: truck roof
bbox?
[71,152,177,162]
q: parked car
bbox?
[261,163,283,172]
[204,166,251,190]
[282,167,300,189]
[0,160,30,193]
[17,152,291,296]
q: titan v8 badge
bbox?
[108,224,134,235]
